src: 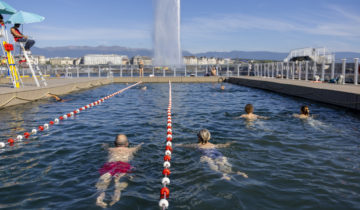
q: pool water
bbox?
[0,83,359,209]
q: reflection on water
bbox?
[0,83,359,209]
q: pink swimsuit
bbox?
[99,161,132,176]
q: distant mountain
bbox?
[31,46,153,58]
[31,45,360,61]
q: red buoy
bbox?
[166,137,172,141]
[165,146,173,152]
[24,132,30,138]
[164,155,171,161]
[162,168,171,176]
[59,116,64,120]
[167,131,172,135]
[160,187,170,199]
[67,113,71,117]
[49,121,54,125]
[8,138,14,145]
[38,126,44,131]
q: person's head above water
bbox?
[14,23,20,28]
[300,105,310,116]
[245,104,254,114]
[197,129,211,144]
[114,134,128,147]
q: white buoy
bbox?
[166,142,172,147]
[32,129,37,134]
[0,142,5,148]
[76,109,80,113]
[17,135,23,141]
[70,112,74,116]
[163,161,171,168]
[63,115,68,119]
[159,199,169,208]
[167,134,172,138]
[54,118,59,124]
[162,177,170,185]
[165,150,172,156]
[44,123,49,129]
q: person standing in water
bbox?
[96,134,143,208]
[177,129,247,180]
[293,105,310,119]
[239,104,267,120]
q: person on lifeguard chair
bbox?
[10,23,35,51]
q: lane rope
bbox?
[159,81,172,209]
[1,82,142,149]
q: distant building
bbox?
[49,57,75,65]
[183,56,197,65]
[82,54,127,65]
[217,58,225,65]
[132,56,153,65]
[32,55,46,65]
[284,48,335,64]
[207,57,217,65]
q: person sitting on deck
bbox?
[293,105,310,119]
[10,24,35,51]
[239,104,268,120]
[176,129,247,180]
[96,134,143,208]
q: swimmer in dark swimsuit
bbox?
[177,129,247,180]
[96,134,143,208]
[46,93,71,102]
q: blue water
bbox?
[0,83,359,209]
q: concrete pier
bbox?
[0,78,112,109]
[226,76,360,111]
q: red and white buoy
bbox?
[159,81,173,209]
[0,82,142,149]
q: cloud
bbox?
[182,6,360,39]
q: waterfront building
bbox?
[284,47,335,64]
[49,57,75,66]
[183,56,198,65]
[81,54,126,65]
[132,56,153,66]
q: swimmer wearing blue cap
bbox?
[177,129,247,180]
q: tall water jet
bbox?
[153,0,182,66]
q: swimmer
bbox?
[239,104,267,120]
[293,105,310,119]
[141,86,147,91]
[220,84,225,90]
[176,129,247,180]
[96,134,143,208]
[47,93,66,102]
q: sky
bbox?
[5,0,360,53]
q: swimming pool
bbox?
[0,83,359,209]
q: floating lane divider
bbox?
[159,81,172,209]
[0,82,142,149]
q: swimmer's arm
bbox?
[133,142,144,153]
[174,143,197,148]
[215,142,233,148]
[258,115,269,120]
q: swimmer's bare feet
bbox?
[221,173,231,181]
[237,171,248,178]
[96,192,107,208]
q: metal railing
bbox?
[1,59,358,85]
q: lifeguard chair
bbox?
[0,23,22,88]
